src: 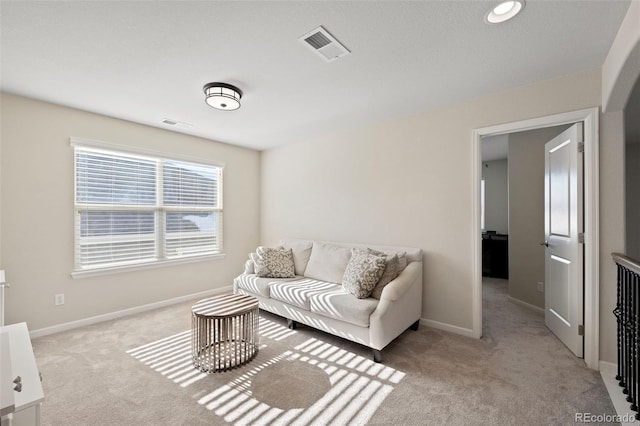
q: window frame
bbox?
[70,138,225,278]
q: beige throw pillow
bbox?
[254,246,296,278]
[342,249,387,299]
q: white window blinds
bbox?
[163,160,222,259]
[74,145,223,271]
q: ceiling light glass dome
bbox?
[203,82,243,111]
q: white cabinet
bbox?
[0,332,15,420]
[0,323,44,426]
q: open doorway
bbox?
[482,125,570,311]
[481,125,587,351]
[472,108,600,369]
[480,141,509,281]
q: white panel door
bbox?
[544,123,584,358]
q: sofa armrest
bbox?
[243,258,255,275]
[379,261,421,302]
[369,260,422,350]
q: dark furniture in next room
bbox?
[482,232,508,279]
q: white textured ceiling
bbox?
[0,1,631,151]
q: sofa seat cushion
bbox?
[310,290,379,327]
[234,274,301,298]
[270,278,341,310]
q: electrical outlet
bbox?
[537,282,544,293]
[55,294,65,305]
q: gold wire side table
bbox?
[191,294,259,373]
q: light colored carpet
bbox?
[30,278,616,425]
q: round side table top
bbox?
[192,293,258,318]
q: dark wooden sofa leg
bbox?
[373,349,383,363]
[287,319,297,330]
[410,320,420,331]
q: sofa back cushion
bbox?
[280,239,313,276]
[303,242,352,284]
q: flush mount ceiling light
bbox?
[486,0,525,24]
[203,82,242,111]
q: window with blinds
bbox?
[74,145,223,271]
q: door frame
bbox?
[471,107,599,369]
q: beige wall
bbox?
[0,93,261,330]
[625,78,640,259]
[599,0,640,366]
[481,159,508,235]
[507,126,568,309]
[600,111,626,364]
[261,68,602,332]
[626,143,640,260]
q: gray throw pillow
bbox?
[254,247,296,278]
[342,249,387,299]
[397,252,408,272]
[370,254,400,299]
[369,248,408,274]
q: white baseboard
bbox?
[508,296,545,314]
[599,360,616,376]
[421,318,476,338]
[29,286,233,339]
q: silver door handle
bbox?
[540,241,549,247]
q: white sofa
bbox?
[233,239,423,362]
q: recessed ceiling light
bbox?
[486,0,525,24]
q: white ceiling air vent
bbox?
[298,26,350,62]
[161,118,193,129]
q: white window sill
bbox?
[71,253,226,279]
